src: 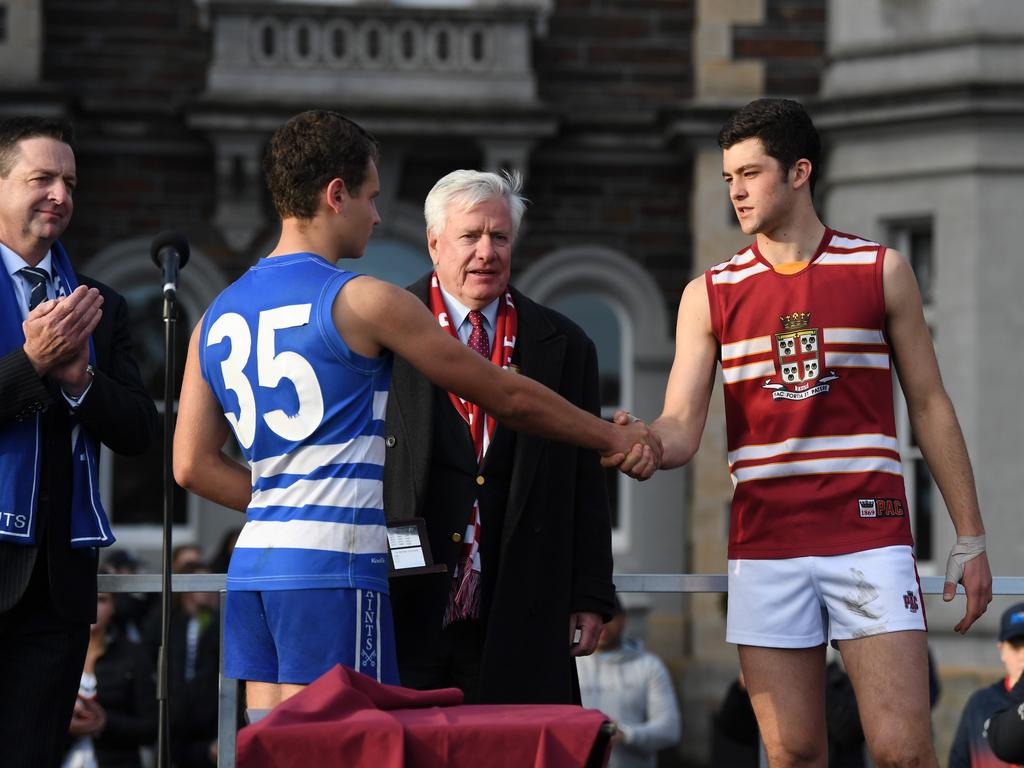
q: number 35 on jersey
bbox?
[206,303,324,448]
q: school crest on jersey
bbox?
[762,312,839,400]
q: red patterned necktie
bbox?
[466,310,489,358]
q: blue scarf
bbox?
[0,240,115,548]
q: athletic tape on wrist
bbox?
[945,534,986,586]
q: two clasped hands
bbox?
[601,411,663,481]
[22,284,102,398]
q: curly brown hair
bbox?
[264,110,379,220]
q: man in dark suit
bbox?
[383,169,616,704]
[0,116,157,768]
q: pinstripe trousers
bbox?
[0,546,90,768]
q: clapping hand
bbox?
[22,285,103,380]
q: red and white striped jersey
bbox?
[706,229,913,559]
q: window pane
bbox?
[110,415,188,526]
[548,292,625,531]
[548,293,622,407]
[889,220,934,305]
[112,283,190,526]
[909,228,934,304]
[350,237,432,288]
[122,283,190,397]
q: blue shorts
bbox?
[224,587,399,685]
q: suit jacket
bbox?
[0,274,157,623]
[383,274,615,704]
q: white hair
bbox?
[423,169,528,240]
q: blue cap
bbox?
[999,602,1024,642]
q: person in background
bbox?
[712,648,941,767]
[164,561,222,768]
[210,526,242,575]
[63,577,157,768]
[712,655,864,768]
[143,561,218,685]
[950,602,1024,767]
[171,543,203,573]
[576,596,680,768]
[711,671,759,767]
[986,673,1024,764]
[103,550,152,643]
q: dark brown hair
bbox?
[0,116,75,176]
[263,110,379,220]
[718,98,821,193]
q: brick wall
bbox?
[42,0,216,265]
[522,0,696,310]
[536,0,694,109]
[33,0,825,294]
[732,0,826,98]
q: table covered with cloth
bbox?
[237,664,612,768]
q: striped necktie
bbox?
[19,266,51,311]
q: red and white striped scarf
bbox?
[428,273,518,625]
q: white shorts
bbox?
[726,545,927,648]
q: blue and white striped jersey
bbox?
[199,253,392,592]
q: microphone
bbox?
[150,231,190,300]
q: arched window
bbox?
[109,280,191,528]
[518,247,674,557]
[83,238,228,552]
[547,293,629,529]
[548,293,625,406]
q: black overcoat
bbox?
[383,274,615,704]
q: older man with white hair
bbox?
[383,169,616,705]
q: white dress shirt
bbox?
[438,284,500,356]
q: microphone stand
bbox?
[150,231,188,768]
[157,284,178,768]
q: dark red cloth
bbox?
[238,664,609,768]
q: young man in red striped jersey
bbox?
[611,98,993,767]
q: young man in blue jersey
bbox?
[173,110,659,711]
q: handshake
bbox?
[600,410,663,481]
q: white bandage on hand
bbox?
[945,534,986,586]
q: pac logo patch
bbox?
[858,498,904,518]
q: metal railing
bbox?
[97,573,1024,768]
[99,573,239,767]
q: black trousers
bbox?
[397,617,485,704]
[0,551,90,768]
